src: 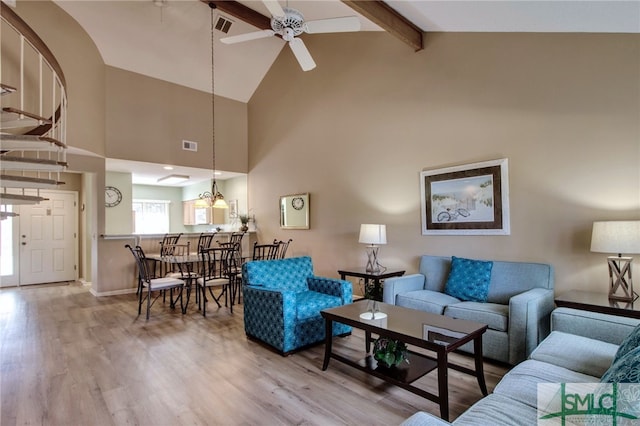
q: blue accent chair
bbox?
[242,256,352,355]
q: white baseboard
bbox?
[90,287,136,297]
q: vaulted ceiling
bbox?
[54,1,640,104]
[49,0,638,185]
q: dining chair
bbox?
[196,246,236,316]
[273,239,293,259]
[157,233,183,276]
[252,241,279,261]
[216,231,245,250]
[162,242,192,278]
[197,232,216,252]
[126,244,185,320]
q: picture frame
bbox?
[420,158,510,235]
[228,199,238,219]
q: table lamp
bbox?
[359,224,387,273]
[590,220,640,302]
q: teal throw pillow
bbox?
[444,256,493,302]
[613,324,640,364]
[601,345,640,383]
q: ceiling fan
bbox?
[220,0,361,71]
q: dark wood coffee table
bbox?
[321,301,488,421]
[555,290,640,319]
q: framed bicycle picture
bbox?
[420,158,510,235]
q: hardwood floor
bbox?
[0,282,509,425]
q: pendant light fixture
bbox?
[199,3,228,209]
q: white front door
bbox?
[18,191,77,285]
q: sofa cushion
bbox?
[494,359,599,408]
[613,323,640,364]
[243,256,312,293]
[444,256,493,302]
[396,290,460,315]
[400,411,447,426]
[601,345,640,383]
[444,302,508,331]
[295,291,342,321]
[453,394,539,426]
[530,331,618,378]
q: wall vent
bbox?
[182,140,197,152]
[215,16,233,34]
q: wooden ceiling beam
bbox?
[341,0,423,51]
[200,1,271,30]
[201,0,423,51]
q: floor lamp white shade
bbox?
[590,220,640,301]
[359,224,387,273]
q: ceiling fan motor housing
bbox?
[271,7,306,39]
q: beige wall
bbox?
[106,66,248,173]
[15,1,106,156]
[248,32,640,293]
[105,171,133,235]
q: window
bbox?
[132,200,170,234]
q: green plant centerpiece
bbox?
[373,337,409,368]
[238,214,250,232]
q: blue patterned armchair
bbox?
[242,256,352,355]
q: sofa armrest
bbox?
[383,274,426,305]
[551,307,640,345]
[243,285,297,349]
[308,276,353,304]
[508,288,555,364]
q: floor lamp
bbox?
[590,220,640,302]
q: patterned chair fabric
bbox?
[242,256,352,354]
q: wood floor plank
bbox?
[0,282,510,425]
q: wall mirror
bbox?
[280,193,309,229]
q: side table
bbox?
[338,267,405,301]
[555,290,640,320]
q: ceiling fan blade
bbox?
[304,16,361,34]
[288,38,316,72]
[220,29,275,44]
[262,0,285,18]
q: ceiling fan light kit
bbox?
[220,0,360,71]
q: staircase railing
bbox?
[0,4,68,216]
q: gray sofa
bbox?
[401,307,640,425]
[383,255,554,365]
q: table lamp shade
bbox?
[590,221,640,255]
[359,224,387,245]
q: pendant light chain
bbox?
[210,4,216,186]
[199,3,227,209]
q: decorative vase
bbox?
[240,224,249,232]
